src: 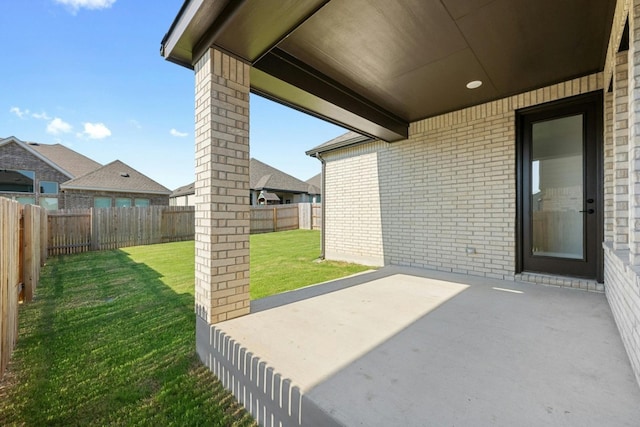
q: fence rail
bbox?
[1,199,47,379]
[47,206,195,256]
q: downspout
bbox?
[316,152,326,260]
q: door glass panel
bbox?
[531,114,583,259]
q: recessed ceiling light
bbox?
[466,80,483,89]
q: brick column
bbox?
[630,1,640,264]
[614,51,630,251]
[604,89,614,243]
[194,48,251,323]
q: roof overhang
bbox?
[306,133,374,157]
[161,0,616,142]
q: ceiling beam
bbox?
[254,48,408,141]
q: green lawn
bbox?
[0,229,369,425]
[250,230,371,299]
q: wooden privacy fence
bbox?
[1,199,47,379]
[48,206,195,256]
[48,203,321,255]
[297,203,322,231]
[251,204,300,234]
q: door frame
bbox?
[516,91,604,282]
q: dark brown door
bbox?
[517,92,603,281]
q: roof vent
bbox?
[28,142,40,146]
[120,172,130,178]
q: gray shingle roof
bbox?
[27,142,102,178]
[171,159,315,198]
[61,160,171,195]
[305,173,321,194]
[172,182,195,197]
[250,158,310,193]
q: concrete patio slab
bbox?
[196,267,640,426]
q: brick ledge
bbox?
[515,272,604,292]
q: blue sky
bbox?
[0,0,346,190]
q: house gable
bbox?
[0,136,76,179]
[0,136,75,209]
[61,160,171,195]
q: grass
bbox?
[250,230,372,299]
[0,229,369,425]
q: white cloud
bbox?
[83,122,111,139]
[54,0,116,13]
[10,107,29,118]
[170,128,188,138]
[32,111,52,120]
[47,117,73,135]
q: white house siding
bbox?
[323,73,603,279]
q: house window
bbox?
[0,169,35,193]
[116,198,131,207]
[39,197,59,211]
[15,196,35,205]
[134,198,150,207]
[94,197,111,208]
[39,181,59,194]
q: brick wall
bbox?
[602,0,640,388]
[0,140,70,209]
[324,141,386,266]
[323,74,603,279]
[62,189,169,208]
[604,246,640,386]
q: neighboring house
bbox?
[0,136,170,209]
[305,173,321,203]
[169,158,320,206]
[169,182,195,206]
[61,160,171,208]
[1,136,101,210]
[250,158,319,205]
[161,0,640,392]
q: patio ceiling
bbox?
[161,0,617,142]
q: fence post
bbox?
[22,205,34,302]
[18,206,25,302]
[90,208,98,251]
[40,209,48,264]
[273,207,277,232]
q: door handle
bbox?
[579,209,595,214]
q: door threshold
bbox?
[516,272,604,293]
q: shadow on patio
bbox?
[197,267,640,426]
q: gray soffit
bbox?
[161,0,616,142]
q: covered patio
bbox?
[161,0,640,424]
[200,268,640,426]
